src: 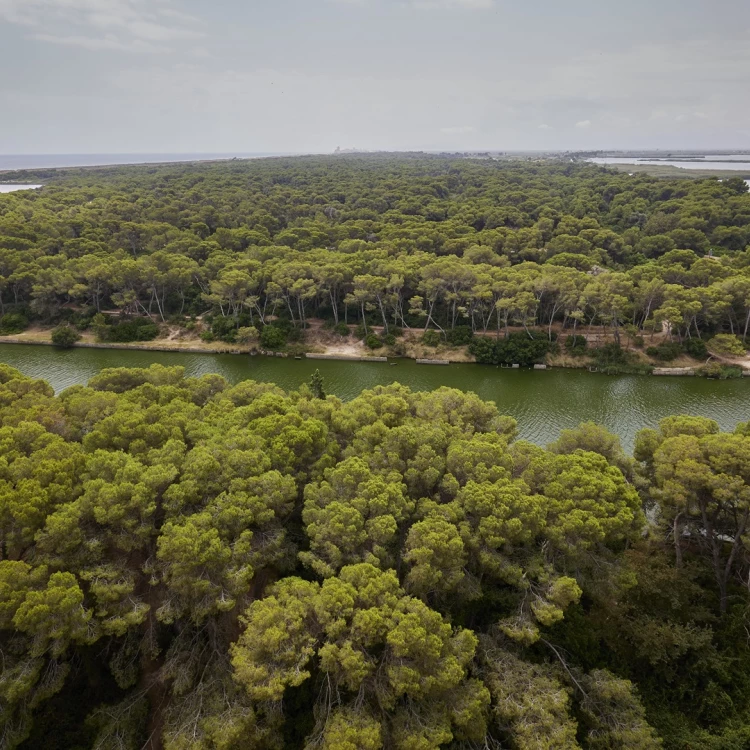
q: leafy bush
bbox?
[236,326,259,345]
[211,316,238,343]
[101,318,160,343]
[382,333,397,346]
[445,326,474,346]
[707,334,746,357]
[593,343,630,367]
[335,323,350,337]
[0,312,29,335]
[365,334,383,349]
[564,335,588,355]
[591,343,652,375]
[683,338,708,360]
[260,325,288,350]
[469,332,551,366]
[50,325,81,348]
[422,330,442,347]
[646,342,683,362]
[287,325,306,343]
[697,363,743,379]
[354,324,366,340]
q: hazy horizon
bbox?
[1,0,749,154]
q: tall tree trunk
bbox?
[673,514,683,569]
[377,296,389,334]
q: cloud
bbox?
[440,125,476,134]
[29,32,168,53]
[538,124,551,130]
[412,0,494,9]
[575,119,592,129]
[0,0,203,52]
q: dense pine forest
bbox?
[2,155,750,749]
[0,155,749,367]
[0,362,749,749]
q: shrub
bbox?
[90,313,110,340]
[354,324,366,340]
[236,326,259,345]
[51,325,81,348]
[104,319,160,343]
[422,330,442,347]
[706,334,746,357]
[697,363,743,379]
[683,338,708,360]
[633,336,645,348]
[646,342,683,362]
[592,343,630,368]
[0,312,29,335]
[382,333,397,346]
[564,335,588,355]
[469,332,551,366]
[334,322,350,337]
[591,343,652,375]
[365,334,383,349]
[211,316,238,343]
[260,325,287,350]
[287,326,306,343]
[445,326,474,346]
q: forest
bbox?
[0,156,749,366]
[1,362,750,749]
[2,155,750,749]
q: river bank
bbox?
[1,323,748,376]
[2,342,750,452]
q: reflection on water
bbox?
[1,344,749,452]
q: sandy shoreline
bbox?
[1,328,748,376]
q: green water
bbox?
[1,344,749,451]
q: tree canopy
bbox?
[0,155,749,350]
[0,362,750,748]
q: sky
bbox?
[0,0,749,154]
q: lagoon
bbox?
[0,184,42,193]
[2,344,749,452]
[589,157,750,172]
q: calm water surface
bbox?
[2,344,749,451]
[0,154,294,171]
[0,184,42,193]
[589,157,750,172]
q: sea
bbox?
[0,153,294,171]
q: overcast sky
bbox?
[1,0,749,154]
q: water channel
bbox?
[2,344,749,451]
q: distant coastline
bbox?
[0,152,300,172]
